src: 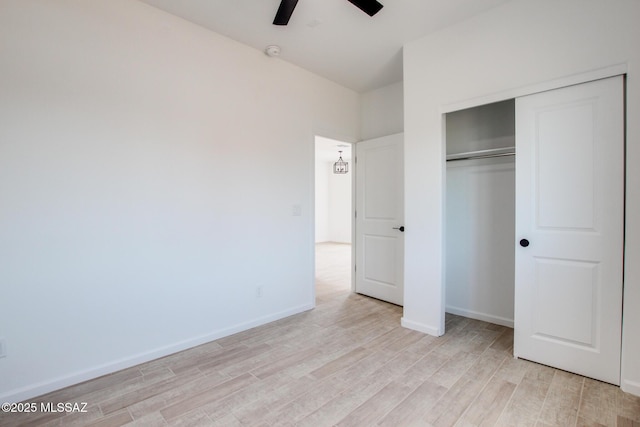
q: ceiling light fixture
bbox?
[333,151,348,174]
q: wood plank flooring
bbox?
[2,242,639,426]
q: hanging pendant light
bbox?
[333,151,348,174]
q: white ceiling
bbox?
[316,136,352,163]
[138,0,511,93]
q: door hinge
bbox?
[355,210,357,218]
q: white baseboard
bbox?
[445,305,514,328]
[401,317,443,337]
[0,303,314,403]
[621,379,640,397]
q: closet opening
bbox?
[445,99,516,328]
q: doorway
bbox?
[314,136,353,300]
[445,99,516,327]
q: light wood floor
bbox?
[2,242,639,426]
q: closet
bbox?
[444,76,624,385]
[445,100,516,328]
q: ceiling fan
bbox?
[273,0,384,25]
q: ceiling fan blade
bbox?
[273,0,299,25]
[347,0,383,17]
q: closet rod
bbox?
[446,152,515,162]
[446,147,516,162]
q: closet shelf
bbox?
[446,147,515,162]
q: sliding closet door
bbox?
[514,76,624,385]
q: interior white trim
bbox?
[401,317,443,336]
[439,63,628,114]
[0,303,314,403]
[621,379,640,397]
[446,305,514,328]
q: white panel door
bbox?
[514,76,624,385]
[355,133,404,305]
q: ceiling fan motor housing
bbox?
[273,0,383,26]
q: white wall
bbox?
[446,158,515,326]
[445,100,515,154]
[327,167,352,243]
[315,161,330,242]
[315,137,352,244]
[403,0,640,396]
[0,0,359,401]
[361,81,404,140]
[315,160,352,244]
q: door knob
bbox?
[393,226,405,232]
[519,239,530,247]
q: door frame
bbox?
[440,65,627,333]
[439,67,627,362]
